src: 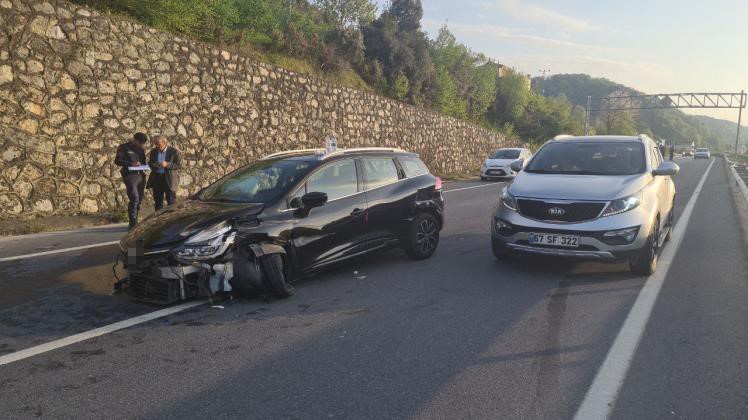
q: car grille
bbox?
[516,199,606,223]
[486,169,506,176]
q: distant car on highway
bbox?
[682,150,693,157]
[480,148,532,180]
[694,147,711,159]
[119,148,444,304]
[491,135,679,275]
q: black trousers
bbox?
[123,173,145,228]
[152,174,176,211]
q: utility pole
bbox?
[584,95,591,135]
[736,90,745,157]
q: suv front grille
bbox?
[517,199,606,223]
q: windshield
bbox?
[525,142,646,175]
[199,159,313,204]
[696,148,708,152]
[490,149,521,159]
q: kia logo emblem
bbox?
[548,207,565,216]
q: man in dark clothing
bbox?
[147,135,181,211]
[115,132,149,229]
[669,144,675,160]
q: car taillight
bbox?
[434,177,443,191]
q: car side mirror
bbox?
[654,161,680,177]
[510,159,524,172]
[301,192,328,208]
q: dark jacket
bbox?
[115,141,147,177]
[147,147,182,191]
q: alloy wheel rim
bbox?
[415,219,438,253]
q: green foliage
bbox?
[76,0,741,151]
[313,0,377,28]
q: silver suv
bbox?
[491,135,679,275]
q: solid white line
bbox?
[0,300,206,366]
[574,159,715,420]
[444,182,505,194]
[0,223,128,244]
[0,241,121,263]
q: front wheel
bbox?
[630,218,660,276]
[260,253,294,298]
[491,238,512,260]
[404,213,440,260]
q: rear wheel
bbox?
[260,253,294,298]
[405,213,440,260]
[630,218,660,276]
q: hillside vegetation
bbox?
[74,0,742,150]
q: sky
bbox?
[375,0,748,124]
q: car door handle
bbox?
[351,208,365,217]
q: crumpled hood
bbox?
[120,199,263,250]
[484,158,517,167]
[509,172,650,201]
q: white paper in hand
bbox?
[128,165,150,171]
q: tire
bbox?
[630,218,660,276]
[491,238,512,260]
[260,253,294,298]
[480,176,487,181]
[664,202,675,243]
[405,213,440,260]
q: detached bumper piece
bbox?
[122,254,234,305]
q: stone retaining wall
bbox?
[0,0,516,219]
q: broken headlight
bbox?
[174,221,235,262]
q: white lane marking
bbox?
[444,182,505,194]
[0,223,128,244]
[0,300,206,366]
[574,159,715,420]
[0,241,120,263]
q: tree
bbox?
[314,0,377,28]
[488,69,530,125]
[361,0,435,103]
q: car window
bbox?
[305,159,358,201]
[650,147,662,168]
[363,157,400,189]
[490,149,521,159]
[399,156,429,177]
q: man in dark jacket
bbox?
[147,135,181,211]
[115,132,149,229]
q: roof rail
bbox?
[552,134,575,140]
[320,147,410,159]
[262,148,325,160]
[637,134,652,142]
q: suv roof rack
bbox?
[637,134,652,142]
[262,149,325,160]
[262,147,411,161]
[321,147,410,159]
[552,134,575,140]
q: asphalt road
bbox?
[0,157,746,419]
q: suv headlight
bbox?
[501,188,518,211]
[174,221,235,261]
[602,192,642,217]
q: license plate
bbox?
[528,233,579,248]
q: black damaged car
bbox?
[118,148,445,304]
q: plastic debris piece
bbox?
[211,305,225,309]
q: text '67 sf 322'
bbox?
[118,148,444,304]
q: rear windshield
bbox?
[525,142,646,175]
[490,149,521,159]
[199,159,313,204]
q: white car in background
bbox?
[694,147,710,159]
[480,148,533,180]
